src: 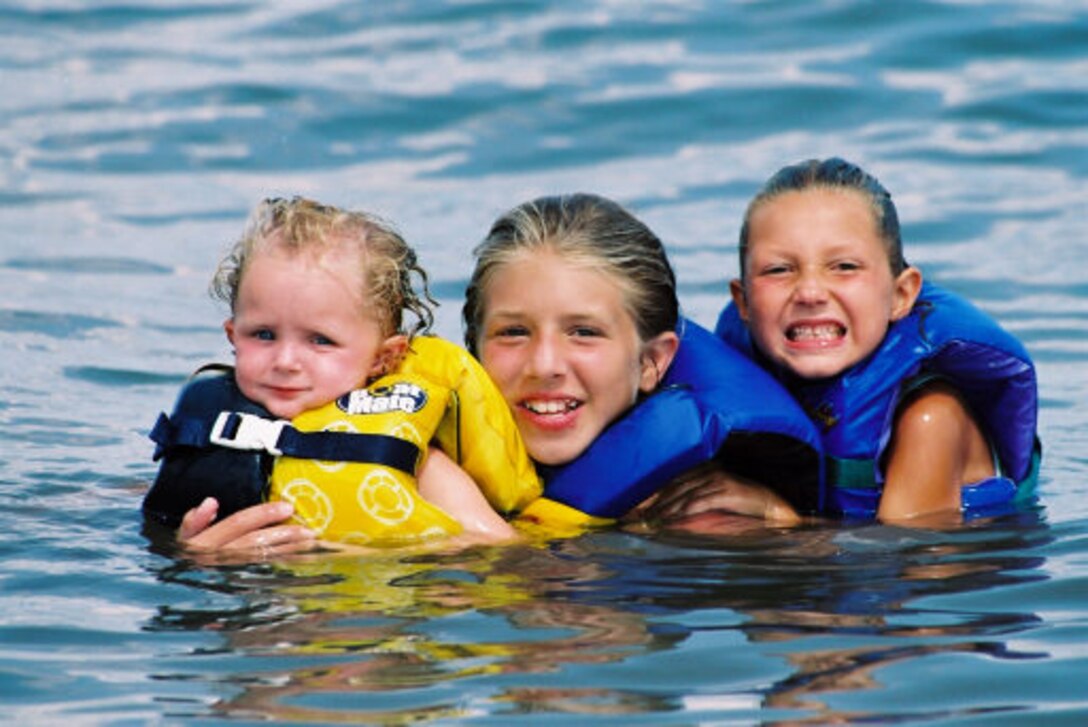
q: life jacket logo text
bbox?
[338,382,428,415]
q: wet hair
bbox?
[737,157,907,279]
[462,193,678,356]
[211,196,436,338]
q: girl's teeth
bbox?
[526,400,575,414]
[789,324,843,341]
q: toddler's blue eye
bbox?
[255,329,275,341]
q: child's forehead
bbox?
[497,246,628,291]
[752,189,882,240]
[244,239,363,293]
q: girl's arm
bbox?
[417,448,519,543]
[879,381,994,525]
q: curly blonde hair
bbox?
[211,196,435,338]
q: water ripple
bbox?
[64,366,188,387]
[0,309,120,337]
[4,256,172,275]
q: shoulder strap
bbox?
[826,456,878,490]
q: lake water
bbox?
[2,1,1087,723]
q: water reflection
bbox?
[638,515,1052,721]
[144,512,1051,722]
[145,540,668,720]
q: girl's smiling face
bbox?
[733,187,921,380]
[478,249,669,466]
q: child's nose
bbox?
[272,342,302,370]
[526,334,566,379]
[793,270,829,304]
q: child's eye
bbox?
[832,260,861,272]
[311,333,337,346]
[494,325,529,338]
[253,328,275,341]
[570,325,603,338]
[760,263,791,276]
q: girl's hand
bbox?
[633,463,801,527]
[178,498,317,557]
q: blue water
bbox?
[2,1,1087,723]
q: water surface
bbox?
[1,1,1086,723]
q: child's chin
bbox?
[783,355,853,381]
[265,402,304,419]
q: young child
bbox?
[461,193,818,531]
[144,197,539,547]
[717,158,1040,524]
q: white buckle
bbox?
[209,411,287,456]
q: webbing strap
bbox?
[826,456,878,490]
[281,428,420,475]
[157,410,420,475]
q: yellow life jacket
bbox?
[268,336,541,546]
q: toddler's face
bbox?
[732,188,920,380]
[225,245,401,419]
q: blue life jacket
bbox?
[716,282,1041,519]
[519,319,824,528]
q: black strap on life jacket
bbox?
[151,409,420,475]
[143,366,419,530]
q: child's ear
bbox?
[891,266,923,321]
[729,278,749,321]
[639,331,680,393]
[223,319,236,346]
[370,334,409,377]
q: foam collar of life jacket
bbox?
[517,319,824,532]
